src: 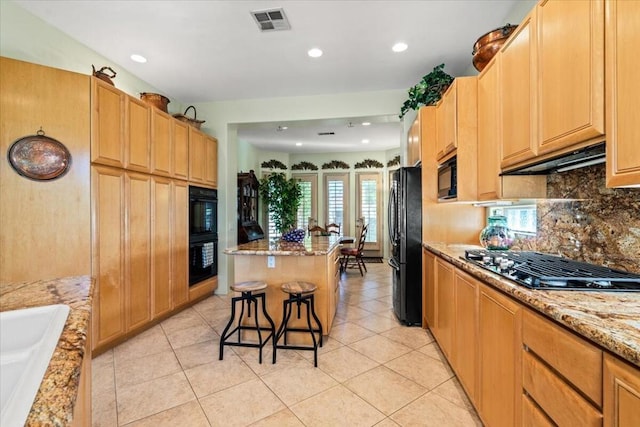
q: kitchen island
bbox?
[0,275,93,426]
[224,236,343,341]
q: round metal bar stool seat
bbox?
[273,281,323,367]
[219,281,275,364]
[231,281,268,293]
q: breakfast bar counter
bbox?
[225,236,343,338]
[0,275,93,425]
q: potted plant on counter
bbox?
[399,63,454,119]
[259,172,302,239]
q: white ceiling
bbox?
[14,0,523,153]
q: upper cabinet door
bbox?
[536,0,604,154]
[204,135,218,188]
[91,79,125,167]
[435,81,457,161]
[501,10,538,169]
[125,97,151,173]
[173,120,189,180]
[151,109,172,177]
[606,0,640,188]
[477,56,501,200]
[189,127,206,183]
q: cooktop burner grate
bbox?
[463,250,640,291]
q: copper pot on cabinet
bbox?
[472,24,518,72]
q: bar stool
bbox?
[219,281,275,364]
[273,281,323,367]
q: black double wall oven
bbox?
[189,186,218,285]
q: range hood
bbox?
[501,142,605,175]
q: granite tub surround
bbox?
[0,275,93,425]
[423,242,640,367]
[224,235,342,256]
[536,163,640,274]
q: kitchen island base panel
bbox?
[232,254,336,345]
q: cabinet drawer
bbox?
[523,309,602,406]
[522,393,554,427]
[523,351,602,427]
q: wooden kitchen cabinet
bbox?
[422,249,436,328]
[605,0,640,188]
[536,0,604,155]
[151,176,173,318]
[71,327,92,427]
[478,283,522,427]
[407,113,421,166]
[477,55,502,200]
[172,180,189,308]
[479,38,546,201]
[188,127,206,183]
[435,81,457,161]
[189,127,218,187]
[91,79,125,168]
[91,78,152,173]
[91,166,126,349]
[125,172,152,330]
[173,120,190,180]
[151,108,172,177]
[125,97,151,173]
[453,269,478,402]
[327,246,340,325]
[604,354,640,427]
[500,9,538,169]
[522,308,603,426]
[435,76,478,201]
[432,257,455,358]
[204,134,218,187]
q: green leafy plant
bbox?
[400,63,454,119]
[258,173,301,235]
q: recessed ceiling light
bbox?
[362,139,370,144]
[362,122,371,126]
[308,48,323,58]
[295,142,303,146]
[130,54,147,63]
[281,126,288,130]
[392,42,408,53]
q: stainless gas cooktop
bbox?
[463,250,640,291]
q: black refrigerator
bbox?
[388,166,422,325]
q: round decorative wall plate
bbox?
[7,130,72,181]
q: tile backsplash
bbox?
[534,164,640,274]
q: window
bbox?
[293,173,317,230]
[324,173,349,234]
[357,172,382,251]
[489,205,537,235]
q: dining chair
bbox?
[308,217,325,236]
[325,223,341,235]
[340,223,368,276]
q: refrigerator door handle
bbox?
[388,257,400,270]
[388,186,398,246]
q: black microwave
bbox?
[437,157,457,199]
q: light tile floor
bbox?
[92,263,482,426]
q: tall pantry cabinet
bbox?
[91,78,217,352]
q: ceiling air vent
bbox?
[251,8,291,32]
[318,132,335,136]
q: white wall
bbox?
[0,1,175,111]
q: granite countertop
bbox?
[225,235,344,256]
[0,275,93,425]
[423,242,640,368]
